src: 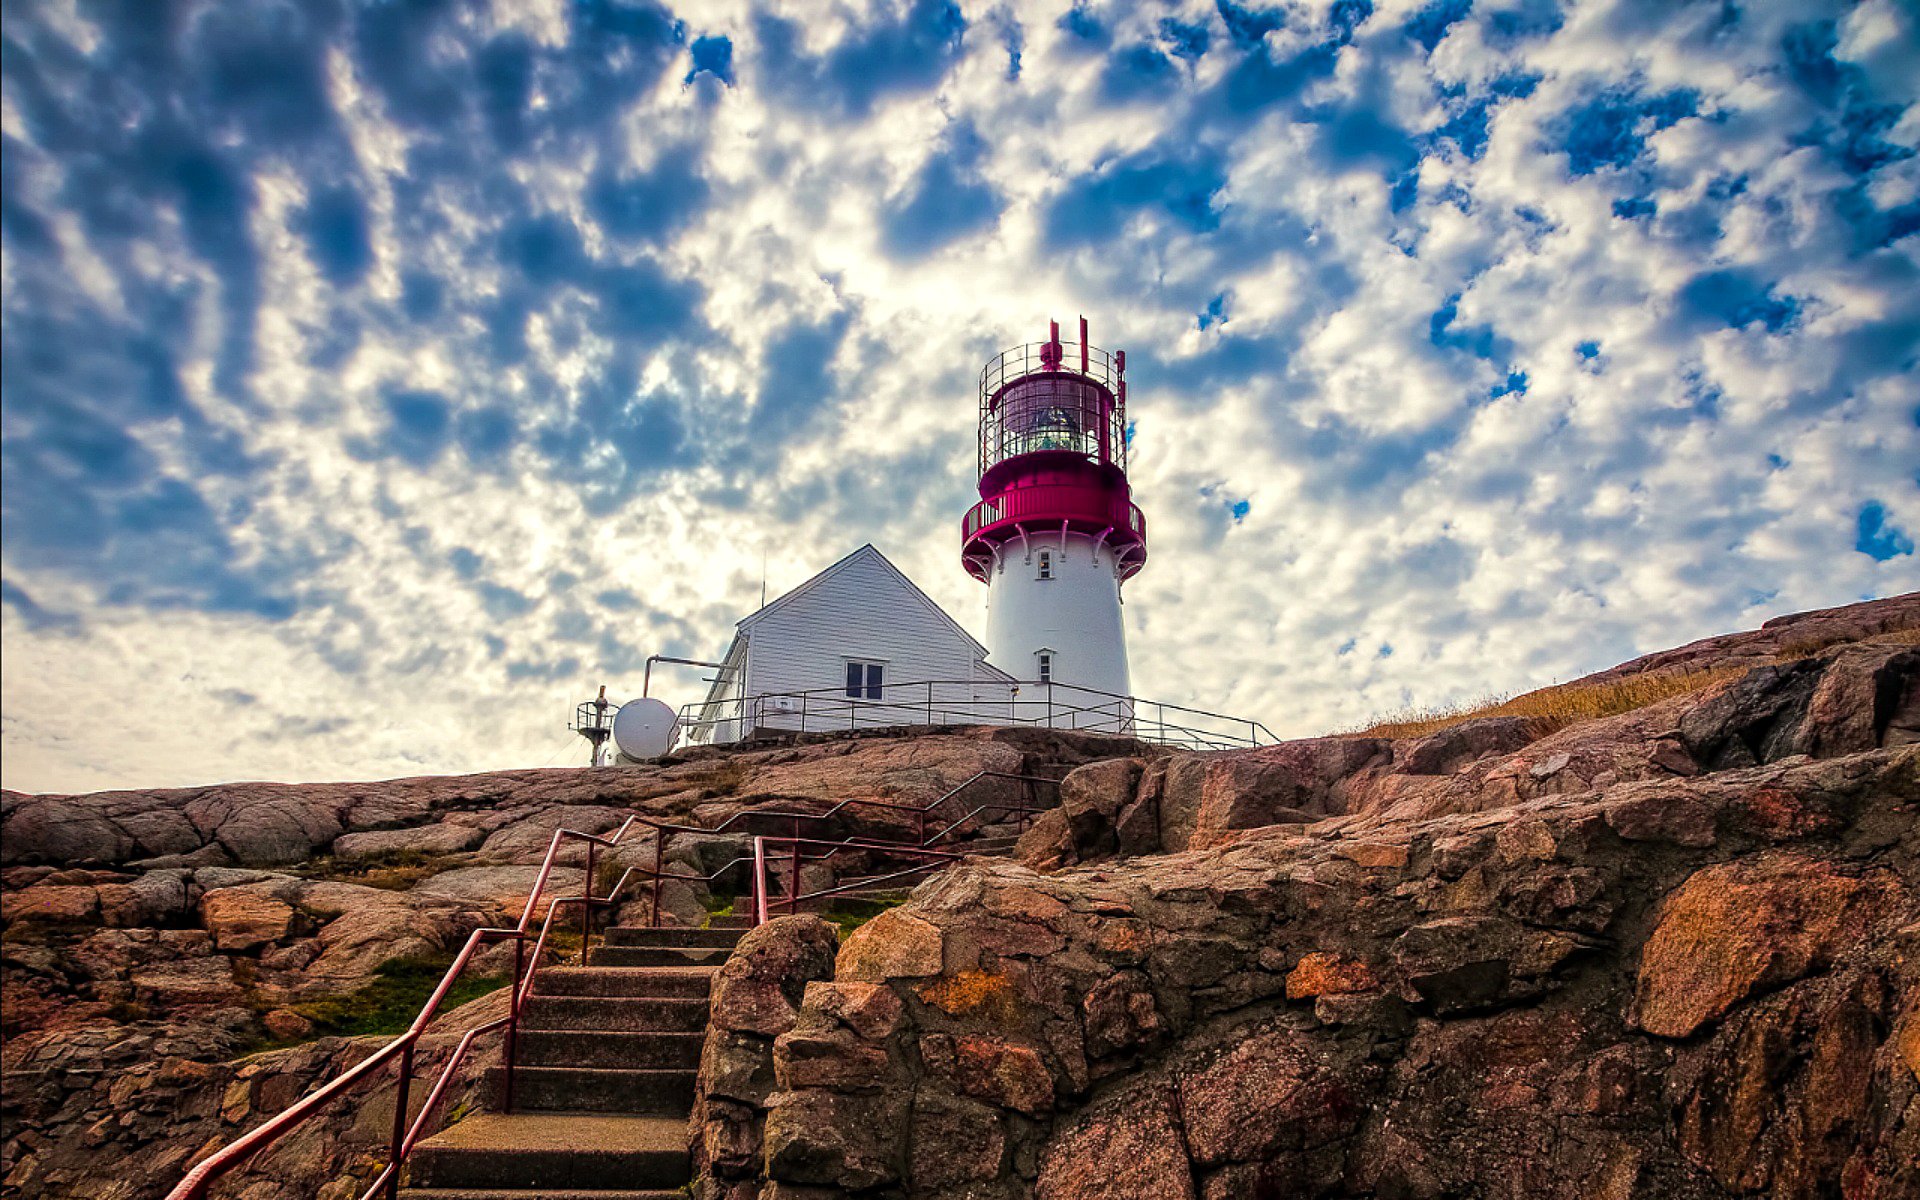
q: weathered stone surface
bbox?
[692,915,839,1196]
[909,1090,1006,1189]
[0,884,100,924]
[1176,1024,1373,1168]
[952,1035,1054,1115]
[1632,854,1902,1038]
[710,916,841,1038]
[330,823,482,859]
[1037,1086,1193,1200]
[1284,952,1378,1000]
[197,888,296,952]
[836,910,944,981]
[763,1089,907,1190]
[1396,717,1552,776]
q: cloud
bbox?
[1,0,1914,792]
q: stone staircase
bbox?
[397,823,1034,1195]
[399,918,749,1199]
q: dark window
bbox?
[846,661,884,700]
[1037,550,1053,580]
[1037,652,1052,683]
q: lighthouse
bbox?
[961,319,1146,701]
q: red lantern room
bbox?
[960,317,1147,584]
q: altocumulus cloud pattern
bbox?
[1,0,1915,793]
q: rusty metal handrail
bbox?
[167,773,1060,1198]
[751,834,968,921]
[165,817,634,1200]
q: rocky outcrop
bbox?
[754,740,1917,1198]
[691,915,840,1200]
[2,988,507,1200]
[0,727,1125,871]
[1,728,1114,1199]
[1018,627,1919,867]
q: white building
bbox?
[688,545,1016,742]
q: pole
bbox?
[788,820,802,915]
[582,843,596,960]
[649,834,663,929]
[387,1044,414,1200]
[752,838,768,926]
[503,938,522,1114]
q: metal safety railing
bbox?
[678,677,1277,751]
[165,771,1057,1200]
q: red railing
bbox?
[961,486,1146,540]
[165,771,1058,1199]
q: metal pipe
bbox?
[643,655,732,698]
[582,842,597,961]
[504,937,522,1114]
[386,1044,413,1200]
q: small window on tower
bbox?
[1037,550,1053,580]
[1037,652,1053,684]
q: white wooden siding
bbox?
[743,548,988,734]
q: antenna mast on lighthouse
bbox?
[960,318,1146,708]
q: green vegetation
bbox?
[819,894,908,941]
[285,956,507,1041]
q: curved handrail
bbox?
[167,770,1061,1199]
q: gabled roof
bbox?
[738,543,988,656]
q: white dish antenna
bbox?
[612,697,679,760]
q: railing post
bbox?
[504,937,522,1114]
[387,1043,414,1200]
[650,834,664,929]
[582,843,596,961]
[752,837,769,926]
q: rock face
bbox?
[724,599,1920,1200]
[1,727,1116,1200]
[691,915,840,1200]
[1018,612,1919,865]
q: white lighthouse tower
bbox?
[960,319,1147,704]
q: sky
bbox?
[2,0,1916,794]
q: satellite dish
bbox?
[612,697,679,760]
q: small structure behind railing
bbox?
[164,770,1059,1200]
[677,677,1276,751]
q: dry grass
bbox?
[1348,666,1744,739]
[1775,624,1920,659]
[1345,624,1918,741]
[291,848,455,891]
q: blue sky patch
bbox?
[1856,502,1915,560]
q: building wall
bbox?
[742,551,996,735]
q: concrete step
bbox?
[703,914,753,930]
[531,966,713,998]
[964,836,1022,853]
[514,1030,705,1070]
[518,994,709,1034]
[586,944,734,968]
[485,1066,693,1115]
[406,1112,688,1190]
[600,926,745,949]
